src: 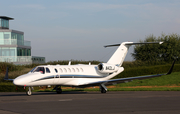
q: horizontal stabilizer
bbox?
[104,42,163,48]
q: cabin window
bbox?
[80,68,83,72]
[46,68,51,73]
[59,68,63,73]
[34,67,45,74]
[72,68,75,72]
[55,69,58,73]
[68,68,71,72]
[64,68,67,72]
[76,68,79,72]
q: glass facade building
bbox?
[0,16,45,64]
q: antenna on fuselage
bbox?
[68,61,71,65]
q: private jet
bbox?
[4,41,175,96]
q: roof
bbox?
[0,16,14,20]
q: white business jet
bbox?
[4,41,175,96]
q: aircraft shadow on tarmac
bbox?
[0,91,88,96]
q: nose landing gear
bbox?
[26,87,33,96]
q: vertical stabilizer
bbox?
[105,42,163,66]
[107,42,133,66]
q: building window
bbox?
[11,32,17,39]
[4,34,10,39]
[0,19,9,28]
[10,48,15,56]
[0,48,1,56]
[27,49,30,56]
[2,48,9,56]
[1,19,3,27]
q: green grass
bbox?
[115,64,180,78]
[116,72,180,87]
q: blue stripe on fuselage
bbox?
[31,74,107,83]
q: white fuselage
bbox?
[13,64,124,87]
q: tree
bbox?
[132,33,180,63]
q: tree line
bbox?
[132,33,180,63]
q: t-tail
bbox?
[105,42,163,66]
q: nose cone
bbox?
[13,75,28,86]
[13,78,24,86]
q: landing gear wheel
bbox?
[26,87,32,96]
[100,86,107,93]
[56,86,62,94]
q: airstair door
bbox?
[53,68,60,84]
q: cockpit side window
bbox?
[55,68,58,73]
[46,68,51,73]
[34,67,45,74]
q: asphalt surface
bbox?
[0,91,180,114]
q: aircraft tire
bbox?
[56,88,62,94]
[100,87,107,93]
[26,87,32,96]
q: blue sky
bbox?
[1,0,180,62]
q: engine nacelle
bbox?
[97,63,119,74]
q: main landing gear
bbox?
[54,85,62,94]
[100,84,107,93]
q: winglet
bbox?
[4,67,14,81]
[68,61,71,65]
[166,60,176,75]
[4,67,9,80]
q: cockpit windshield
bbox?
[30,67,36,72]
[30,67,45,74]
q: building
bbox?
[0,16,45,64]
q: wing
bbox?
[79,60,175,87]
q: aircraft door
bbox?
[53,68,60,84]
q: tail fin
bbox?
[105,42,163,66]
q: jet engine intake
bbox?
[97,63,119,73]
